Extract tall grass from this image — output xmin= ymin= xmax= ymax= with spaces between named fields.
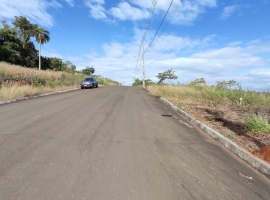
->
xmin=0 ymin=62 xmax=119 ymax=100
xmin=0 ymin=83 xmax=79 ymax=100
xmin=245 ymin=115 xmax=270 ymax=135
xmin=0 ymin=62 xmax=85 ymax=100
xmin=0 ymin=62 xmax=65 ymax=80
xmin=147 ymin=84 xmax=270 ymax=108
xmin=147 ymin=84 xmax=270 ymax=134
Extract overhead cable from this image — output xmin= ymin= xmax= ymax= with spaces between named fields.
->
xmin=144 ymin=0 xmax=174 ymax=54
xmin=134 ymin=0 xmax=157 ymax=78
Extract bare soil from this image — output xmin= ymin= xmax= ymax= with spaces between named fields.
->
xmin=167 ymin=97 xmax=270 ymax=164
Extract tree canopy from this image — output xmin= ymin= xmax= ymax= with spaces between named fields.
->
xmin=216 ymin=80 xmax=237 ymax=89
xmin=35 ymin=27 xmax=50 ymax=45
xmin=82 ymin=67 xmax=95 ymax=76
xmin=12 ymin=16 xmax=38 ymax=48
xmin=156 ymin=69 xmax=178 ymax=83
xmin=0 ymin=16 xmax=76 ymax=73
xmin=189 ymin=78 xmax=206 ymax=86
xmin=132 ymin=78 xmax=154 ymax=86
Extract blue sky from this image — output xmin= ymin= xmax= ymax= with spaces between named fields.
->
xmin=0 ymin=0 xmax=270 ymax=90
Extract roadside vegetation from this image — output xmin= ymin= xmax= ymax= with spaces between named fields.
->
xmin=0 ymin=62 xmax=119 ymax=100
xmin=133 ymin=69 xmax=270 ymax=161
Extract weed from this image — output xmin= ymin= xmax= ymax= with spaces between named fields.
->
xmin=227 ymin=133 xmax=236 ymax=140
xmin=0 ymin=69 xmax=6 ymax=77
xmin=177 ymin=103 xmax=187 ymax=110
xmin=244 ymin=115 xmax=270 ymax=135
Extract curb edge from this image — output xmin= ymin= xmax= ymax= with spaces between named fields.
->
xmin=0 ymin=88 xmax=79 ymax=105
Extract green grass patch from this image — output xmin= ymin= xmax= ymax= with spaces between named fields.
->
xmin=245 ymin=115 xmax=270 ymax=135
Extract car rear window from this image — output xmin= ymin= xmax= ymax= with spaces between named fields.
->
xmin=85 ymin=78 xmax=93 ymax=81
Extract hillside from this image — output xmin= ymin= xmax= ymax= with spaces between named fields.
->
xmin=0 ymin=62 xmax=119 ymax=100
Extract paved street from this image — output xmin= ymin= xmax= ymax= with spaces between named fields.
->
xmin=0 ymin=86 xmax=269 ymax=199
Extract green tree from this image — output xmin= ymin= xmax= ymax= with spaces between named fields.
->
xmin=89 ymin=67 xmax=95 ymax=75
xmin=132 ymin=79 xmax=154 ymax=86
xmin=50 ymin=57 xmax=65 ymax=71
xmin=82 ymin=67 xmax=90 ymax=75
xmin=11 ymin=16 xmax=38 ymax=67
xmin=12 ymin=16 xmax=38 ymax=48
xmin=63 ymin=61 xmax=76 ymax=74
xmin=156 ymin=69 xmax=178 ymax=84
xmin=65 ymin=61 xmax=76 ymax=71
xmin=189 ymin=78 xmax=206 ymax=86
xmin=23 ymin=41 xmax=38 ymax=68
xmin=0 ymin=20 xmax=23 ymax=64
xmin=216 ymin=80 xmax=237 ymax=89
xmin=132 ymin=78 xmax=143 ymax=86
xmin=82 ymin=66 xmax=95 ymax=76
xmin=35 ymin=27 xmax=50 ymax=70
xmin=40 ymin=56 xmax=52 ymax=70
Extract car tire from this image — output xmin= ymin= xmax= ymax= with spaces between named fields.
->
xmin=96 ymin=84 xmax=98 ymax=88
xmin=81 ymin=86 xmax=84 ymax=89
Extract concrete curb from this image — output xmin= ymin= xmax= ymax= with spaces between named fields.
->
xmin=160 ymin=97 xmax=270 ymax=177
xmin=0 ymin=88 xmax=79 ymax=105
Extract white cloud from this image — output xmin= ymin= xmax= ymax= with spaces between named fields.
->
xmin=166 ymin=0 xmax=217 ymax=25
xmin=246 ymin=68 xmax=270 ymax=79
xmin=227 ymin=41 xmax=242 ymax=46
xmin=84 ymin=0 xmax=107 ymax=19
xmin=151 ymin=34 xmax=215 ymax=51
xmin=187 ymin=47 xmax=263 ymax=72
xmin=109 ymin=2 xmax=148 ymax=21
xmin=71 ymin=28 xmax=270 ymax=90
xmin=247 ymin=39 xmax=261 ymax=45
xmin=85 ymin=0 xmax=217 ymax=25
xmin=64 ymin=0 xmax=74 ymax=6
xmin=220 ymin=5 xmax=239 ymax=19
xmin=42 ymin=50 xmax=63 ymax=59
xmin=240 ymin=68 xmax=270 ymax=91
xmin=0 ymin=0 xmax=61 ymax=27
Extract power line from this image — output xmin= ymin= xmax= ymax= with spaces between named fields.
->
xmin=144 ymin=0 xmax=174 ymax=54
xmin=134 ymin=0 xmax=157 ymax=79
xmin=134 ymin=0 xmax=157 ymax=78
xmin=134 ymin=0 xmax=174 ymax=81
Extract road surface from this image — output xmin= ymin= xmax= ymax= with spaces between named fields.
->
xmin=0 ymin=86 xmax=269 ymax=199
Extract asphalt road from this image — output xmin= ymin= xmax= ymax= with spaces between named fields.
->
xmin=0 ymin=86 xmax=269 ymax=200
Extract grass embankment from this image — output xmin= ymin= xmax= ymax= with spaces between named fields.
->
xmin=147 ymin=84 xmax=270 ymax=153
xmin=0 ymin=62 xmax=116 ymax=100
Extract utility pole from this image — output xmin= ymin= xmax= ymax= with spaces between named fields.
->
xmin=142 ymin=45 xmax=145 ymax=88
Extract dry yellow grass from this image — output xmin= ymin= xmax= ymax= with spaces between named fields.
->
xmin=147 ymin=84 xmax=270 ymax=109
xmin=147 ymin=85 xmax=204 ymax=107
xmin=0 ymin=62 xmax=85 ymax=100
xmin=0 ymin=62 xmax=70 ymax=80
xmin=0 ymin=83 xmax=79 ymax=101
xmin=147 ymin=85 xmax=200 ymax=97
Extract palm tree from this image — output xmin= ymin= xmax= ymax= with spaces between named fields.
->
xmin=35 ymin=27 xmax=50 ymax=70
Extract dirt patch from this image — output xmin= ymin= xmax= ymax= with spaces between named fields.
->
xmin=260 ymin=146 xmax=270 ymax=163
